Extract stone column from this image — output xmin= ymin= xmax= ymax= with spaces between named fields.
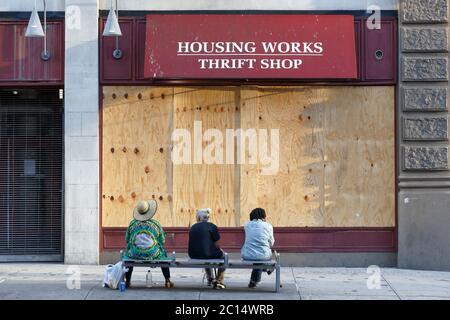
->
xmin=398 ymin=0 xmax=450 ymax=270
xmin=64 ymin=0 xmax=99 ymax=264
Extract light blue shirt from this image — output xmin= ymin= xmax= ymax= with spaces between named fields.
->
xmin=241 ymin=219 xmax=275 ymax=261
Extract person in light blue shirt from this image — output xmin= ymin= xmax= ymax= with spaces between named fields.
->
xmin=241 ymin=208 xmax=275 ymax=288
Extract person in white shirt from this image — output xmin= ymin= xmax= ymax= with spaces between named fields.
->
xmin=240 ymin=208 xmax=275 ymax=288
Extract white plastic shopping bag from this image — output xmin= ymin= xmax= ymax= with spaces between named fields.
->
xmin=103 ymin=261 xmax=128 ymax=289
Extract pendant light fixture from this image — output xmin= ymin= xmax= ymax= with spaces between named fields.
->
xmin=103 ymin=0 xmax=123 ymax=59
xmin=25 ymin=0 xmax=50 ymax=61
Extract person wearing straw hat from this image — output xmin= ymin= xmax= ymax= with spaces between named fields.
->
xmin=123 ymin=199 xmax=174 ymax=288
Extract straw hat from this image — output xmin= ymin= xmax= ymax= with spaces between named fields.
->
xmin=133 ymin=199 xmax=158 ymax=221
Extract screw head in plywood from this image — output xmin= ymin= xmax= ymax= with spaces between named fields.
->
xmin=134 ymin=147 xmax=139 ymax=154
xmin=124 ymin=93 xmax=128 ymax=99
xmin=112 ymin=93 xmax=116 ymax=99
xmin=110 ymin=147 xmax=115 ymax=153
xmin=118 ymin=195 xmax=124 ymax=203
xmin=131 ymin=192 xmax=136 ymax=199
xmin=122 ymin=147 xmax=127 ymax=153
xmin=138 ymin=93 xmax=142 ymax=99
xmin=145 ymin=166 xmax=150 ymax=174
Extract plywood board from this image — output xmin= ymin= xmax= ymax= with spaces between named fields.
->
xmin=172 ymin=87 xmax=239 ymax=227
xmin=102 ymin=86 xmax=175 ymax=227
xmin=102 ymin=86 xmax=395 ymax=228
xmin=239 ymin=86 xmax=395 ymax=227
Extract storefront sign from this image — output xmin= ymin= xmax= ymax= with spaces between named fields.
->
xmin=144 ymin=14 xmax=357 ymax=79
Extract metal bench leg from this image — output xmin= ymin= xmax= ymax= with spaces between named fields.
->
xmin=275 ymin=265 xmax=281 ymax=293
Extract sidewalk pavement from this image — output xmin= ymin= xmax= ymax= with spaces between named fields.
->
xmin=0 ymin=264 xmax=450 ymax=300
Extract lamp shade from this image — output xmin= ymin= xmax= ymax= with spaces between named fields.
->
xmin=25 ymin=8 xmax=45 ymax=38
xmin=103 ymin=8 xmax=122 ymax=36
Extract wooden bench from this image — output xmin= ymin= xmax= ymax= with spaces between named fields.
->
xmin=120 ymin=251 xmax=281 ymax=292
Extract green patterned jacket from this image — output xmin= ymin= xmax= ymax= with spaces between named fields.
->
xmin=124 ymin=219 xmax=168 ymax=260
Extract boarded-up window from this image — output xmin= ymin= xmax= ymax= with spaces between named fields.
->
xmin=102 ymin=86 xmax=394 ymax=228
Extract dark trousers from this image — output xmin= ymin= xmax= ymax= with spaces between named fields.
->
xmin=250 ymin=269 xmax=263 ymax=283
xmin=249 ymin=262 xmax=271 ymax=283
xmin=125 ymin=266 xmax=171 ymax=283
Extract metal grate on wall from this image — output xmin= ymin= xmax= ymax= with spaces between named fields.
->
xmin=0 ymin=88 xmax=63 ymax=260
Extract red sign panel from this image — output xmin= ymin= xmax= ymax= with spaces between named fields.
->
xmin=144 ymin=14 xmax=357 ymax=79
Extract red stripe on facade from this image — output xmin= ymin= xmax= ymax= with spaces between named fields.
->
xmin=102 ymin=227 xmax=396 ymax=253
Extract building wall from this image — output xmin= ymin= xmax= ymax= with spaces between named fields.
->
xmin=64 ymin=0 xmax=99 ymax=264
xmin=397 ymin=0 xmax=450 ymax=270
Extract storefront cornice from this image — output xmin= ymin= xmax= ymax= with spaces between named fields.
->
xmin=97 ymin=0 xmax=399 ymax=12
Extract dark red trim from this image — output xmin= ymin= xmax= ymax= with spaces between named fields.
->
xmin=394 ymin=59 xmax=399 ymax=253
xmin=99 ymin=85 xmax=104 ymax=253
xmin=99 ymin=16 xmax=397 ymax=85
xmin=0 ymin=20 xmax=64 ymax=84
xmin=102 ymin=227 xmax=396 ymax=253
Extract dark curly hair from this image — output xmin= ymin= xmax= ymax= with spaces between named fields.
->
xmin=249 ymin=208 xmax=266 ymax=221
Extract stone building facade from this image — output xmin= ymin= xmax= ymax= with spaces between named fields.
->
xmin=398 ymin=0 xmax=450 ymax=270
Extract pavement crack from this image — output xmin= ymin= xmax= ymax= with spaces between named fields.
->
xmin=83 ymin=281 xmax=100 ymax=300
xmin=291 ymin=268 xmax=302 ymax=300
xmin=381 ymin=271 xmax=401 ymax=300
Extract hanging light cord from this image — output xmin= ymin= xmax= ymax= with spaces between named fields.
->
xmin=43 ymin=0 xmax=47 ymax=56
xmin=115 ymin=0 xmax=119 ymax=52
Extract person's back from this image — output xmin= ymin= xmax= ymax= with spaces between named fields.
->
xmin=241 ymin=219 xmax=274 ymax=261
xmin=125 ymin=218 xmax=167 ymax=260
xmin=188 ymin=208 xmax=227 ymax=289
xmin=240 ymin=207 xmax=275 ymax=288
xmin=188 ymin=221 xmax=223 ymax=259
xmin=124 ymin=200 xmax=173 ymax=288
